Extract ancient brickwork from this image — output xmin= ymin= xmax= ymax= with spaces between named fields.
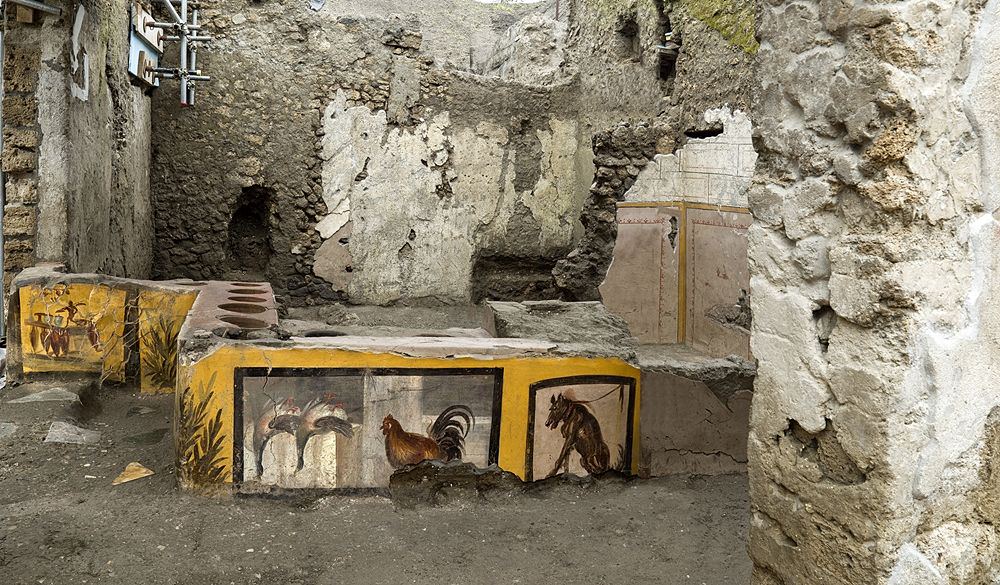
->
xmin=2 ymin=13 xmax=42 ymax=296
xmin=747 ymin=0 xmax=1000 ymax=582
xmin=1 ymin=2 xmax=153 ymax=301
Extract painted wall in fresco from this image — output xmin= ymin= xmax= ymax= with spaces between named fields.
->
xmin=236 ymin=368 xmax=501 ymax=490
xmin=19 ymin=283 xmax=127 ymax=381
xmin=138 ymin=289 xmax=197 ymax=394
xmin=600 ymin=202 xmax=751 ymax=360
xmin=174 ymin=346 xmax=641 ymax=492
xmin=527 ymin=376 xmax=635 ymax=481
xmin=685 ymin=208 xmax=751 ymax=359
xmin=600 ymin=206 xmax=680 ymax=344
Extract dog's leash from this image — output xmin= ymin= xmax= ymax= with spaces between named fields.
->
xmin=574 ymin=383 xmax=626 ymax=405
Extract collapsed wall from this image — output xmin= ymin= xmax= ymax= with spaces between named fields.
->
xmin=150 ymin=0 xmax=756 ymax=306
xmin=2 ymin=2 xmax=153 ymax=294
xmin=747 ymin=0 xmax=1000 ymax=582
xmin=151 ymin=1 xmax=599 ymax=306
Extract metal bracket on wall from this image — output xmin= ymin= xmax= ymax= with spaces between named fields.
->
xmin=150 ymin=0 xmax=212 ymax=106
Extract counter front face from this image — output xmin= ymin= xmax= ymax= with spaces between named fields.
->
xmin=176 ymin=345 xmax=641 ymax=492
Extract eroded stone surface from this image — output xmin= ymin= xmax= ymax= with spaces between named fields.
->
xmin=484 ymin=300 xmax=636 ymax=359
xmin=747 ymin=0 xmax=1000 ymax=582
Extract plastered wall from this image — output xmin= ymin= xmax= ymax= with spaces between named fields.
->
xmin=1 ymin=1 xmax=153 ymax=297
xmin=600 ymin=108 xmax=753 ymax=358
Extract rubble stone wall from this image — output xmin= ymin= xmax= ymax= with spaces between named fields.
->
xmin=150 ymin=0 xmax=757 ymax=305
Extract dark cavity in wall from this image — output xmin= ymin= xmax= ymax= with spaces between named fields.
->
xmin=654 ymin=2 xmax=678 ymax=82
xmin=684 ymin=125 xmax=724 ymax=139
xmin=471 ymin=255 xmax=559 ymax=303
xmin=616 ymin=16 xmax=642 ymax=61
xmin=226 ymin=186 xmax=274 ymax=279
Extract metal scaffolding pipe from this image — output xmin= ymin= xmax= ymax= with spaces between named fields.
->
xmin=178 ymin=0 xmax=188 ymax=104
xmin=7 ymin=0 xmax=61 ymax=15
xmin=187 ymin=10 xmax=198 ymax=106
xmin=159 ymin=0 xmax=182 ymax=25
xmin=154 ymin=0 xmax=211 ymax=106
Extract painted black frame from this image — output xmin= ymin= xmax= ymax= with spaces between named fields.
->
xmin=232 ymin=366 xmax=505 ymax=485
xmin=524 ymin=374 xmax=637 ymax=481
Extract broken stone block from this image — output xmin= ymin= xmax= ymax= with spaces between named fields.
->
xmin=8 ymin=387 xmax=81 ymax=404
xmin=483 ymin=300 xmax=635 ymax=359
xmin=43 ymin=421 xmax=101 ymax=445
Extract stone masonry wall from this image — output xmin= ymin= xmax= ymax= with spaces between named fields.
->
xmin=151 ymin=4 xmax=595 ymax=306
xmin=151 ymin=0 xmax=758 ymax=306
xmin=2 ymin=0 xmax=153 ymax=297
xmin=747 ymin=0 xmax=1000 ymax=582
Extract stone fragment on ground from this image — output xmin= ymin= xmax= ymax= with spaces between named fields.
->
xmin=0 ymin=422 xmax=17 ymax=440
xmin=43 ymin=421 xmax=101 ymax=445
xmin=126 ymin=405 xmax=156 ymax=417
xmin=8 ymin=387 xmax=81 ymax=404
xmin=124 ymin=428 xmax=168 ymax=445
xmin=112 ymin=462 xmax=155 ymax=486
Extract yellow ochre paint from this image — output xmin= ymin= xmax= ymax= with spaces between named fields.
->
xmin=177 ymin=345 xmax=641 ymax=488
xmin=19 ymin=283 xmax=127 ymax=381
xmin=138 ymin=289 xmax=198 ymax=394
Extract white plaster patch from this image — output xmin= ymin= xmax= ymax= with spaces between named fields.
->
xmin=626 ymin=107 xmax=756 ymax=207
xmin=70 ymin=5 xmax=89 ymax=102
xmin=887 ymin=544 xmax=946 ymax=585
xmin=317 ymin=91 xmax=585 ymax=304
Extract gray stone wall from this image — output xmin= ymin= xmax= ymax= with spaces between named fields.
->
xmin=555 ymin=0 xmax=758 ymax=299
xmin=2 ymin=0 xmax=153 ymax=296
xmin=747 ymin=0 xmax=1000 ymax=582
xmin=150 ymin=5 xmax=593 ymax=305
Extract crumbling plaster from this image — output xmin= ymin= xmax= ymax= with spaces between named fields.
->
xmin=150 ymin=3 xmax=597 ymax=304
xmin=315 ymin=91 xmax=587 ymax=304
xmin=746 ymin=0 xmax=1000 ymax=582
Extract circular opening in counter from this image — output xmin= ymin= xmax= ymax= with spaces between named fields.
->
xmin=219 ymin=315 xmax=268 ymax=329
xmin=232 ymin=282 xmax=266 ymax=287
xmin=300 ymin=330 xmax=347 ymax=337
xmin=228 ymin=295 xmax=268 ymax=303
xmin=178 ymin=281 xmax=208 ymax=286
xmin=219 ymin=302 xmax=268 ymax=314
xmin=228 ymin=288 xmax=263 ymax=294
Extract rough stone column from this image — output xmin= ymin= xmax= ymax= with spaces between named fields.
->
xmin=747 ymin=0 xmax=1000 ymax=583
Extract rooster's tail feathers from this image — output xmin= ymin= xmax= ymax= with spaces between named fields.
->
xmin=430 ymin=405 xmax=474 ymax=462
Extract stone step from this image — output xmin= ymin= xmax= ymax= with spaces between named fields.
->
xmin=0 ymin=378 xmax=101 ymax=440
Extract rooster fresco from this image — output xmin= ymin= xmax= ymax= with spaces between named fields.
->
xmin=295 ymin=392 xmax=353 ymax=471
xmin=381 ymin=405 xmax=474 ymax=469
xmin=252 ymin=397 xmax=301 ymax=477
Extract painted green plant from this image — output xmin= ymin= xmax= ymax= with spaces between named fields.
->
xmin=142 ymin=315 xmax=182 ymax=391
xmin=177 ymin=374 xmax=228 ymax=486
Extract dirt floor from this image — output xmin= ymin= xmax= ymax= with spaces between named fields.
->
xmin=0 ymin=384 xmax=750 ymax=585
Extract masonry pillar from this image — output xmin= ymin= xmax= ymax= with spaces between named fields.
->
xmin=747 ymin=0 xmax=1000 ymax=582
